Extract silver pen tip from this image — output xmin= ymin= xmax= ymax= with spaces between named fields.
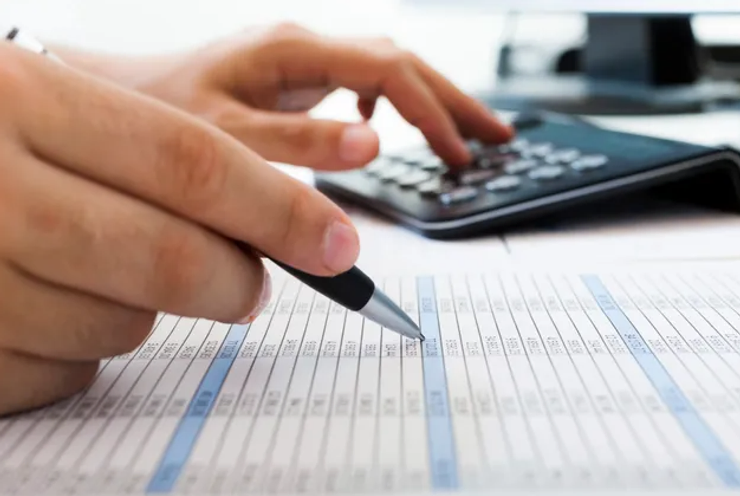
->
xmin=359 ymin=288 xmax=424 ymax=341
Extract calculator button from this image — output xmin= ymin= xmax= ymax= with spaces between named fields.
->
xmin=458 ymin=168 xmax=500 ymax=185
xmin=571 ymin=154 xmax=608 ymax=171
xmin=416 ymin=177 xmax=454 ymax=197
xmin=528 ymin=165 xmax=565 ymax=181
xmin=509 ymin=138 xmax=529 ymax=152
xmin=364 ymin=159 xmax=392 ymax=176
xmin=377 ymin=164 xmax=411 ymax=181
xmin=485 ymin=175 xmax=521 ymax=192
xmin=419 ymin=156 xmax=446 ymax=172
xmin=504 ymin=159 xmax=539 ymax=174
xmin=477 ymin=151 xmax=516 ymax=169
xmin=465 ymin=140 xmax=484 ymax=154
xmin=396 ymin=170 xmax=432 ymax=188
xmin=545 ymin=148 xmax=581 ymax=164
xmin=523 ymin=142 xmax=554 ymax=158
xmin=439 ymin=186 xmax=478 ymax=205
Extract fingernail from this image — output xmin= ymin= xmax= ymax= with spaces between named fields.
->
xmin=323 ymin=220 xmax=360 ymax=273
xmin=239 ymin=270 xmax=272 ymax=324
xmin=339 ymin=124 xmax=378 ymax=163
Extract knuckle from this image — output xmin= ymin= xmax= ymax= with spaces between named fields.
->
xmin=373 ymin=36 xmax=397 ymax=48
xmin=161 ymin=124 xmax=226 ymax=211
xmin=379 ymin=48 xmax=413 ymax=74
xmin=262 ymin=22 xmax=310 ymax=49
xmin=23 ymin=189 xmax=104 ymax=257
xmin=271 ymin=22 xmax=309 ymax=39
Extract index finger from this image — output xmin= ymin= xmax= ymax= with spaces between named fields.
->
xmin=10 ymin=45 xmax=359 ymax=277
xmin=254 ymin=33 xmax=473 ymax=165
xmin=410 ymin=53 xmax=515 ymax=144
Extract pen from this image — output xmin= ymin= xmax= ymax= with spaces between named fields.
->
xmin=3 ymin=26 xmax=425 ymax=341
xmin=268 ymin=257 xmax=424 ymax=341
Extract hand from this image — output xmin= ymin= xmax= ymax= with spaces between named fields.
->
xmin=56 ymin=23 xmax=513 ymax=170
xmin=0 ymin=44 xmax=359 ymax=415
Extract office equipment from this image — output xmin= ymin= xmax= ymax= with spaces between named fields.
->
xmin=403 ymin=0 xmax=740 ymax=114
xmin=5 ymin=261 xmax=740 ymax=494
xmin=315 ymin=111 xmax=740 ymax=239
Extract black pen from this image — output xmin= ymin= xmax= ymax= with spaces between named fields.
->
xmin=269 ymin=258 xmax=424 ymax=341
xmin=6 ymin=26 xmax=424 ymax=341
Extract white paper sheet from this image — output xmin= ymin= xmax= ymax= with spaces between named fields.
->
xmin=5 ymin=262 xmax=740 ymax=494
xmin=504 ymin=199 xmax=740 ymax=262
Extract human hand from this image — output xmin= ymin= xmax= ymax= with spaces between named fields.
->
xmin=58 ymin=24 xmax=513 ymax=170
xmin=0 ymin=43 xmax=358 ymax=415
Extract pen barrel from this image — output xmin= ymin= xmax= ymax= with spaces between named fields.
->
xmin=270 ymin=260 xmax=374 ymax=311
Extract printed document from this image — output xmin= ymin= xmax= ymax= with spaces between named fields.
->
xmin=4 ymin=262 xmax=740 ymax=494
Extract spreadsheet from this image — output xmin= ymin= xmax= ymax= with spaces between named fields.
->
xmin=3 ymin=266 xmax=740 ymax=494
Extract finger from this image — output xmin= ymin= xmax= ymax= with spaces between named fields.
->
xmin=409 ymin=54 xmax=514 ymax=143
xmin=251 ymin=34 xmax=471 ymax=165
xmin=357 ymin=96 xmax=378 ymax=121
xmin=219 ymin=105 xmax=379 ymax=170
xmin=11 ymin=49 xmax=359 ymax=276
xmin=2 ymin=154 xmax=269 ymax=325
xmin=0 ymin=263 xmax=156 ymax=360
xmin=0 ymin=349 xmax=98 ymax=416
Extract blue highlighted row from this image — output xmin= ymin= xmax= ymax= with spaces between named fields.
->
xmin=581 ymin=275 xmax=740 ymax=487
xmin=147 ymin=323 xmax=250 ymax=493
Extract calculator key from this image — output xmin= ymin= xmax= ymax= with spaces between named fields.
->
xmin=419 ymin=156 xmax=446 ymax=172
xmin=378 ymin=164 xmax=411 ymax=181
xmin=504 ymin=159 xmax=539 ymax=174
xmin=416 ymin=177 xmax=455 ymax=197
xmin=545 ymin=148 xmax=581 ymax=164
xmin=465 ymin=140 xmax=484 ymax=154
xmin=397 ymin=170 xmax=433 ymax=188
xmin=571 ymin=154 xmax=608 ymax=171
xmin=523 ymin=142 xmax=554 ymax=158
xmin=439 ymin=186 xmax=478 ymax=205
xmin=509 ymin=138 xmax=529 ymax=152
xmin=459 ymin=168 xmax=500 ymax=185
xmin=528 ymin=165 xmax=565 ymax=181
xmin=364 ymin=158 xmax=392 ymax=176
xmin=477 ymin=151 xmax=516 ymax=169
xmin=485 ymin=175 xmax=521 ymax=192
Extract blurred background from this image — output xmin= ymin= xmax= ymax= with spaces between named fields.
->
xmin=2 ymin=1 xmax=740 ymax=148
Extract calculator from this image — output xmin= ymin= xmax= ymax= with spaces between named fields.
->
xmin=314 ymin=111 xmax=740 ymax=238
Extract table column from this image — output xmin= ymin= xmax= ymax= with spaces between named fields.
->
xmin=400 ymin=276 xmax=429 ymax=491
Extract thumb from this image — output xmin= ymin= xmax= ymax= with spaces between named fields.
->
xmin=226 ymin=109 xmax=380 ymax=170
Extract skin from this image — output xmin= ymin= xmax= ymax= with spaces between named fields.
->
xmin=0 ymin=23 xmax=512 ymax=415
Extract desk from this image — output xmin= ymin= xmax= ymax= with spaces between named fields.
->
xmin=2 ymin=0 xmax=740 ymax=271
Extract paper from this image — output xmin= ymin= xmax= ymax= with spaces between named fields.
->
xmin=340 ymin=202 xmax=511 ymax=275
xmin=6 ymin=262 xmax=740 ymax=494
xmin=504 ymin=198 xmax=740 ymax=262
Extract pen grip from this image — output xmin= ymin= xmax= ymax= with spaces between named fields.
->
xmin=270 ymin=260 xmax=374 ymax=311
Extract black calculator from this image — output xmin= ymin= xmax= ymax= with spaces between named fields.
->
xmin=314 ymin=111 xmax=740 ymax=239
